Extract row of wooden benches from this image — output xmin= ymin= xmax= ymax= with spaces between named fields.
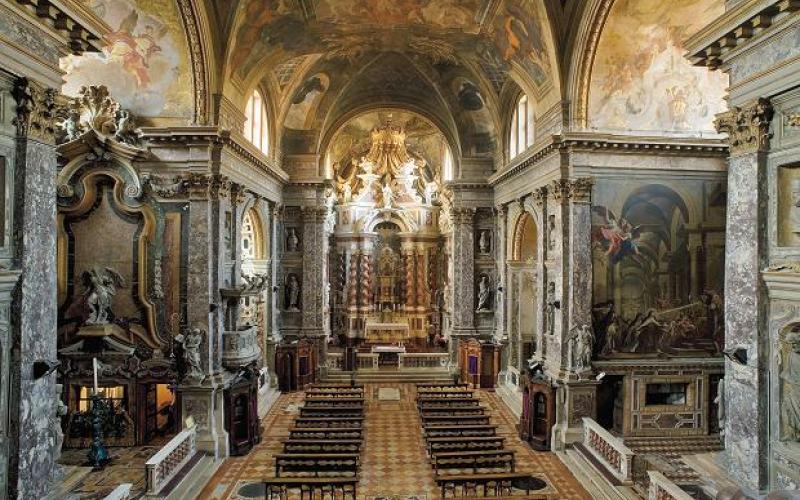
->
xmin=414 ymin=382 xmax=539 ymax=498
xmin=266 ymin=386 xmax=364 ymax=492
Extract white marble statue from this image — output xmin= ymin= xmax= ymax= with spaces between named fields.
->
xmin=570 ymin=324 xmax=594 ymax=373
xmin=343 ymin=183 xmax=352 ymax=202
xmin=781 ymin=330 xmax=800 ymax=440
xmin=382 ymin=183 xmax=394 ymax=209
xmin=286 ymin=274 xmax=301 ymax=311
xmin=82 ymin=266 xmax=125 ymax=325
xmin=476 ymin=275 xmax=491 ymax=312
xmin=175 ymin=327 xmax=204 ymax=383
xmin=714 ymin=378 xmax=726 ymax=437
xmin=479 ymin=230 xmax=490 ymax=254
xmin=287 ymin=228 xmax=299 ymax=252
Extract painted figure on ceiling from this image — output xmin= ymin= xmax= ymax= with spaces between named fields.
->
xmin=105 ymin=11 xmax=164 ymax=87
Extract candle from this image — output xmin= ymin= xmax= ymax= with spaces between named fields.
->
xmin=93 ymin=357 xmax=99 ymax=395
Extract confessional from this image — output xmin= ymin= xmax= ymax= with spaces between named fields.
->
xmin=519 ymin=372 xmax=555 ymax=451
xmin=276 ymin=339 xmax=317 ymax=391
xmin=224 ymin=371 xmax=261 ymax=455
xmin=458 ymin=339 xmax=502 ymax=389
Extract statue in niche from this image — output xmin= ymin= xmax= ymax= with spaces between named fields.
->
xmin=714 ymin=378 xmax=726 ymax=437
xmin=547 ymin=215 xmax=556 ymax=252
xmin=287 ymin=228 xmax=299 ymax=252
xmin=476 ymin=275 xmax=492 ymax=312
xmin=343 ymin=183 xmax=352 ymax=202
xmin=545 ymin=281 xmax=557 ymax=335
xmin=780 ymin=328 xmax=800 ymax=440
xmin=286 ymin=274 xmax=301 ymax=311
xmin=175 ymin=327 xmax=204 ymax=384
xmin=479 ymin=230 xmax=490 ymax=254
xmin=569 ymin=325 xmax=594 ymax=373
xmin=82 ymin=266 xmax=125 ymax=325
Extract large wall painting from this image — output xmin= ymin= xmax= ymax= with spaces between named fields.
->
xmin=61 ymin=0 xmax=193 ymax=119
xmin=591 ymin=179 xmax=726 ymax=358
xmin=315 ymin=0 xmax=482 ymax=30
xmin=588 ymin=0 xmax=727 ymax=134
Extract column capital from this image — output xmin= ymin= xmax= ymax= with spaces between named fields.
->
xmin=550 ymin=178 xmax=594 ymax=204
xmin=714 ymin=98 xmax=773 ymax=155
xmin=300 ymin=206 xmax=328 ymax=222
xmin=12 ymin=77 xmax=58 ymax=144
xmin=451 ymin=207 xmax=476 ymax=225
xmin=532 ymin=186 xmax=548 ymax=207
xmin=186 ymin=173 xmax=231 ymax=200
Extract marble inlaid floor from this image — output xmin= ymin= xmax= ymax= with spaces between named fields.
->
xmin=200 ymin=383 xmax=591 ymax=499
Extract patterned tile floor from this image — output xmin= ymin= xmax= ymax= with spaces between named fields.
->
xmin=200 ymin=383 xmax=592 ymax=499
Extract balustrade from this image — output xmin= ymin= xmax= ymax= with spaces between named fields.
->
xmin=356 ymin=353 xmax=379 ymax=370
xmin=582 ymin=417 xmax=634 ymax=484
xmin=399 ymin=352 xmax=449 ymax=369
xmin=328 ymin=352 xmax=343 ymax=370
xmin=647 ymin=471 xmax=694 ymax=500
xmin=145 ymin=426 xmax=197 ymax=495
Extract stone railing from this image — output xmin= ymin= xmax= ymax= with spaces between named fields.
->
xmin=221 ymin=325 xmax=261 ymax=369
xmin=582 ymin=418 xmax=634 ymax=484
xmin=399 ymin=352 xmax=449 ymax=369
xmin=647 ymin=471 xmax=693 ymax=500
xmin=328 ymin=352 xmax=344 ymax=370
xmin=103 ymin=484 xmax=132 ymax=500
xmin=357 ymin=353 xmax=379 ymax=370
xmin=145 ymin=426 xmax=197 ymax=495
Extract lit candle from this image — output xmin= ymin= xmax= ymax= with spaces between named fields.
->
xmin=93 ymin=357 xmax=99 ymax=395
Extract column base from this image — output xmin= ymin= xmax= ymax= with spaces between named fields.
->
xmin=178 ymin=376 xmax=230 ymax=460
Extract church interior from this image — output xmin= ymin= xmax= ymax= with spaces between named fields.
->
xmin=0 ymin=0 xmax=798 ymax=498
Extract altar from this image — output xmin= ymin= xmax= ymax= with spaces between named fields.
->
xmin=365 ymin=321 xmax=410 ymax=343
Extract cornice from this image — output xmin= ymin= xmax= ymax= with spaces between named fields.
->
xmin=12 ymin=0 xmax=109 ymax=54
xmin=685 ymin=0 xmax=799 ymax=70
xmin=488 ymin=134 xmax=729 ymax=187
xmin=139 ymin=127 xmax=290 ymax=185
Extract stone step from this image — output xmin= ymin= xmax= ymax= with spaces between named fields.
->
xmin=558 ymin=449 xmax=641 ymax=500
xmin=324 ymin=370 xmax=453 ymax=384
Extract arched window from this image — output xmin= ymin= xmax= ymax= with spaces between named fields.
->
xmin=509 ymin=94 xmax=534 ymax=159
xmin=442 ymin=146 xmax=454 ymax=181
xmin=244 ymin=90 xmax=269 ymax=155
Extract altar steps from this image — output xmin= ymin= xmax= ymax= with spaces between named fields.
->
xmin=323 ymin=369 xmax=453 ymax=384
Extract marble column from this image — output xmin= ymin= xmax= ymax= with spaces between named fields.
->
xmin=300 ymin=206 xmax=328 ymax=367
xmin=495 ymin=204 xmax=508 ymax=342
xmin=532 ymin=187 xmax=548 ymax=361
xmin=180 ymin=173 xmax=231 ymax=459
xmin=8 ymin=77 xmax=59 ymax=499
xmin=714 ymin=98 xmax=773 ymax=490
xmin=565 ymin=178 xmax=595 ymax=347
xmin=450 ymin=207 xmax=476 ymax=363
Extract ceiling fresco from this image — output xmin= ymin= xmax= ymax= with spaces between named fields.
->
xmin=588 ymin=0 xmax=728 ymax=134
xmin=229 ymin=0 xmax=558 ymax=99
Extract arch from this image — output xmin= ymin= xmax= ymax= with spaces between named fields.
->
xmin=508 ymin=92 xmax=535 ymax=160
xmin=244 ymin=88 xmax=271 ymax=155
xmin=241 ymin=207 xmax=265 ymax=262
xmin=511 ymin=211 xmax=538 ymax=263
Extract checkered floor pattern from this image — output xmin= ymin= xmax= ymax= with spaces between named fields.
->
xmin=199 ymin=383 xmax=591 ymax=499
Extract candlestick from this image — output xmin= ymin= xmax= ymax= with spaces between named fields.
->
xmin=93 ymin=357 xmax=99 ymax=395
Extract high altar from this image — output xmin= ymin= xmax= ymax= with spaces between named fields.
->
xmin=329 ymin=122 xmax=447 ymax=345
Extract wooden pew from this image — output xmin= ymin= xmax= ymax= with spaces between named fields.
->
xmin=282 ymin=439 xmax=362 ymax=454
xmin=310 ymin=383 xmax=364 ymax=390
xmin=417 ymin=399 xmax=481 ymax=409
xmin=299 ymin=407 xmax=364 ymax=418
xmin=289 ymin=428 xmax=363 ymax=440
xmin=263 ymin=477 xmax=358 ymax=500
xmin=416 ymin=392 xmax=475 ymax=400
xmin=424 ymin=425 xmax=497 ymax=438
xmin=432 ymin=450 xmax=515 ymax=475
xmin=426 ymin=436 xmax=505 ymax=455
xmin=420 ymin=407 xmax=486 ymax=417
xmin=274 ymin=453 xmax=359 ymax=477
xmin=303 ymin=397 xmax=365 ymax=407
xmin=306 ymin=388 xmax=363 ymax=396
xmin=416 ymin=382 xmax=469 ymax=389
xmin=306 ymin=392 xmax=365 ymax=400
xmin=436 ymin=473 xmax=539 ymax=498
xmin=422 ymin=414 xmax=491 ymax=427
xmin=294 ymin=417 xmax=364 ymax=428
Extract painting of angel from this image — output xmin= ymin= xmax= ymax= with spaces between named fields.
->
xmin=104 ymin=11 xmax=166 ymax=87
xmin=592 ymin=207 xmax=642 ymax=264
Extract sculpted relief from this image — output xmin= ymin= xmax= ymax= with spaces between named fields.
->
xmin=781 ymin=327 xmax=800 ymax=441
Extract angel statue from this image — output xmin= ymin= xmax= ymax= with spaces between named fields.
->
xmin=175 ymin=327 xmax=204 ymax=384
xmin=82 ymin=267 xmax=125 ymax=325
xmin=592 ymin=207 xmax=642 ymax=264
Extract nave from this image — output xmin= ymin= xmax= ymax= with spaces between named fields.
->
xmin=200 ymin=383 xmax=591 ymax=499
